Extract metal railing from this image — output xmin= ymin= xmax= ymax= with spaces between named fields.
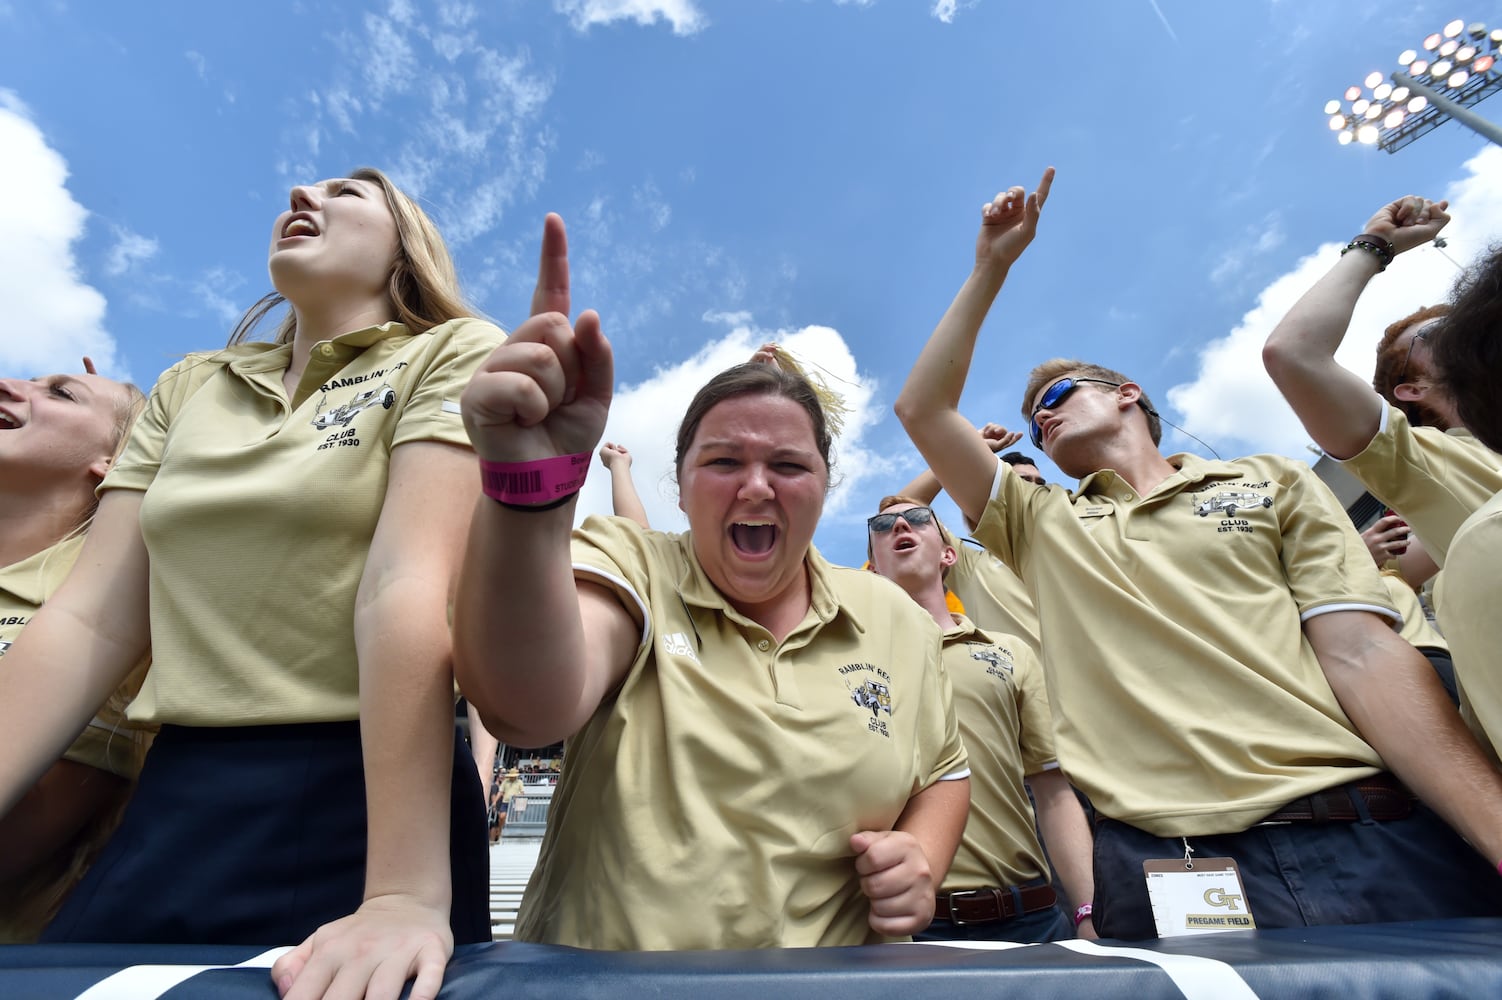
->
xmin=501 ymin=783 xmax=556 ymax=839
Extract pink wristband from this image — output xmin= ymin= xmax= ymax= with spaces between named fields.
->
xmin=480 ymin=452 xmax=590 ymax=507
xmin=1073 ymin=903 xmax=1093 ymax=927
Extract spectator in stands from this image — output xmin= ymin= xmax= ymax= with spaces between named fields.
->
xmin=867 ymin=495 xmax=1094 ymax=941
xmin=895 ymin=168 xmax=1502 ymax=939
xmin=495 ymin=768 xmax=526 ymax=840
xmin=1357 ymin=518 xmax=1457 ymax=705
xmin=1262 ymin=196 xmax=1502 ymax=575
xmin=999 ymin=450 xmax=1046 ymax=486
xmin=0 ymin=361 xmax=146 ymax=942
xmin=454 ymin=224 xmax=968 ymax=949
xmin=0 ymin=170 xmax=502 ymax=1000
xmin=894 ymin=423 xmax=1040 ymax=649
xmin=1429 ymin=244 xmax=1502 ymax=767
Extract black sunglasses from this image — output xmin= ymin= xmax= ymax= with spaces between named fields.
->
xmin=867 ymin=506 xmax=936 ymax=533
xmin=1028 ymin=377 xmax=1123 ymax=448
xmin=1394 ymin=328 xmax=1429 ymax=388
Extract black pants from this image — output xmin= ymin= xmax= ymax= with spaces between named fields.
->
xmin=1093 ymin=793 xmax=1502 ymax=940
xmin=43 ymin=722 xmax=491 ymax=945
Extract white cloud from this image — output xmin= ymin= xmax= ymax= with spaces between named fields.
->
xmin=554 ymin=0 xmax=707 ymax=35
xmin=0 ymin=91 xmax=123 ymax=378
xmin=571 ymin=320 xmax=894 ymax=532
xmin=285 ymin=6 xmax=557 ymax=251
xmin=185 ymin=49 xmax=207 ymax=81
xmin=1166 ymin=145 xmax=1502 ymax=460
xmin=193 ymin=266 xmax=248 ymax=325
xmin=931 ymin=0 xmax=957 ymax=22
xmin=104 ymin=226 xmax=159 ymax=277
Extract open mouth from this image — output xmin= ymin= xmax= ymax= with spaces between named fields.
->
xmin=730 ymin=521 xmax=778 ymax=556
xmin=0 ymin=411 xmax=20 ymax=430
xmin=893 ymin=537 xmax=918 ymax=552
xmin=281 ymin=215 xmax=320 ymax=239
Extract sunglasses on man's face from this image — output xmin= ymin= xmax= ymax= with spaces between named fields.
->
xmin=1395 ymin=328 xmax=1429 ymax=388
xmin=1028 ymin=377 xmax=1124 ymax=448
xmin=867 ymin=506 xmax=936 ymax=534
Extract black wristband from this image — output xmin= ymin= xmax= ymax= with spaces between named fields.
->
xmin=492 ymin=492 xmax=579 ymax=512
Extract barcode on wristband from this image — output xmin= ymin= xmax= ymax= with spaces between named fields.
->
xmin=493 ymin=470 xmax=542 ymax=493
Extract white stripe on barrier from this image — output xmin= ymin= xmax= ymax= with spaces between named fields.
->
xmin=912 ymin=938 xmax=1259 ymax=1000
xmin=73 ymin=946 xmax=292 ymax=1000
xmin=1053 ymin=939 xmax=1260 ymax=1000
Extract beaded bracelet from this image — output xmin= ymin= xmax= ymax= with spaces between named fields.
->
xmin=1340 ymin=232 xmax=1395 ymax=271
xmin=1073 ymin=903 xmax=1093 ymax=927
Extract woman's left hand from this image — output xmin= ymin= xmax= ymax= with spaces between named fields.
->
xmin=850 ymin=829 xmax=937 ymax=937
xmin=272 ymin=894 xmax=453 ymax=1000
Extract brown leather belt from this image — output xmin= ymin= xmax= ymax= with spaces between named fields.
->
xmin=1258 ymin=773 xmax=1414 ymax=825
xmin=934 ymin=884 xmax=1058 ymax=926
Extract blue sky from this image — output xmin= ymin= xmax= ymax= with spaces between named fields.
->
xmin=5 ymin=0 xmax=1502 ymax=566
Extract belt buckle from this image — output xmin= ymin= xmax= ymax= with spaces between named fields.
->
xmin=943 ymin=889 xmax=991 ymax=927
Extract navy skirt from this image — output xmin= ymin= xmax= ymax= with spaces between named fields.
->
xmin=42 ymin=721 xmax=490 ymax=945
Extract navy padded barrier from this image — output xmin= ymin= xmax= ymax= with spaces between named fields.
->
xmin=5 ymin=919 xmax=1502 ymax=999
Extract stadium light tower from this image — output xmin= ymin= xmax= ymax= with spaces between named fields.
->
xmin=1327 ymin=18 xmax=1502 ymax=152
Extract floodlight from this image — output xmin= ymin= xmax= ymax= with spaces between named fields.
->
xmin=1385 ymin=109 xmax=1406 ymax=128
xmin=1444 ymin=19 xmax=1464 ymax=38
xmin=1470 ymin=22 xmax=1488 ymax=40
xmin=1475 ymin=54 xmax=1495 ymax=73
xmin=1391 ymin=86 xmax=1410 ymax=102
xmin=1492 ymin=28 xmax=1502 ymax=48
xmin=1399 ymin=49 xmax=1418 ymax=65
xmin=1365 ymin=70 xmax=1384 ymax=88
xmin=1411 ymin=58 xmax=1431 ymax=76
xmin=1358 ymin=124 xmax=1381 ymax=143
xmin=1424 ymin=33 xmax=1443 ymax=50
xmin=1364 ymin=102 xmax=1384 ymax=119
xmin=1449 ymin=70 xmax=1470 ymax=88
xmin=1345 ymin=84 xmax=1362 ymax=101
xmin=1324 ymin=98 xmax=1342 ymax=114
xmin=1338 ymin=130 xmax=1354 ymax=145
xmin=1408 ymin=95 xmax=1429 ymax=112
xmin=1457 ymin=45 xmax=1476 ymax=63
xmin=1329 ymin=113 xmax=1347 ymax=130
xmin=1374 ymin=82 xmax=1393 ymax=99
xmin=1432 ymin=58 xmax=1453 ymax=77
xmin=1352 ymin=98 xmax=1371 ymax=114
xmin=1440 ymin=39 xmax=1460 ymax=57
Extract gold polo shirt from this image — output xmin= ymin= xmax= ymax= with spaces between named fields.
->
xmin=940 ymin=616 xmax=1054 ymax=892
xmin=1340 ymin=404 xmax=1502 ymax=565
xmin=100 ymin=317 xmax=504 ymax=725
xmin=1380 ymin=572 xmax=1447 ymax=654
xmin=514 ymin=514 xmax=968 ymax=950
xmin=1435 ymin=490 xmax=1502 ymax=764
xmin=973 ymin=453 xmax=1396 ymax=837
xmin=1 ymin=535 xmax=146 ymax=777
xmin=946 ymin=543 xmax=1040 ymax=652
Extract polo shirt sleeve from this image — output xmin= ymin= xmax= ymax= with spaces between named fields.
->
xmin=914 ymin=623 xmax=969 ymax=787
xmin=101 ymin=355 xmax=222 ymax=494
xmin=1279 ymin=463 xmax=1399 ymax=624
xmin=570 ymin=514 xmax=655 ymax=654
xmin=970 ymin=459 xmax=1049 ymax=573
xmin=1012 ymin=643 xmax=1058 ymax=776
xmin=1340 ymin=403 xmax=1502 ymax=565
xmin=391 ymin=317 xmax=507 ymax=450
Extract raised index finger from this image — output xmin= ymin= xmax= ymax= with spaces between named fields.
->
xmin=1035 ymin=166 xmax=1056 ymax=210
xmin=530 ymin=213 xmax=570 ymax=319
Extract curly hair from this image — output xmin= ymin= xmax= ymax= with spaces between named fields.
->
xmin=1430 ymin=245 xmax=1502 ymax=452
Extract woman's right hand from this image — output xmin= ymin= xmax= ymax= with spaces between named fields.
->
xmin=461 ymin=213 xmax=613 ymax=463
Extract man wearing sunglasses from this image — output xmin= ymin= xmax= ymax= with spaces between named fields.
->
xmin=866 ymin=497 xmax=1095 ymax=942
xmin=895 ymin=168 xmax=1502 ymax=940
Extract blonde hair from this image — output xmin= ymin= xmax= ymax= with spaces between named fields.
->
xmin=761 ymin=345 xmax=851 ymax=439
xmin=228 ymin=167 xmax=473 ymax=347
